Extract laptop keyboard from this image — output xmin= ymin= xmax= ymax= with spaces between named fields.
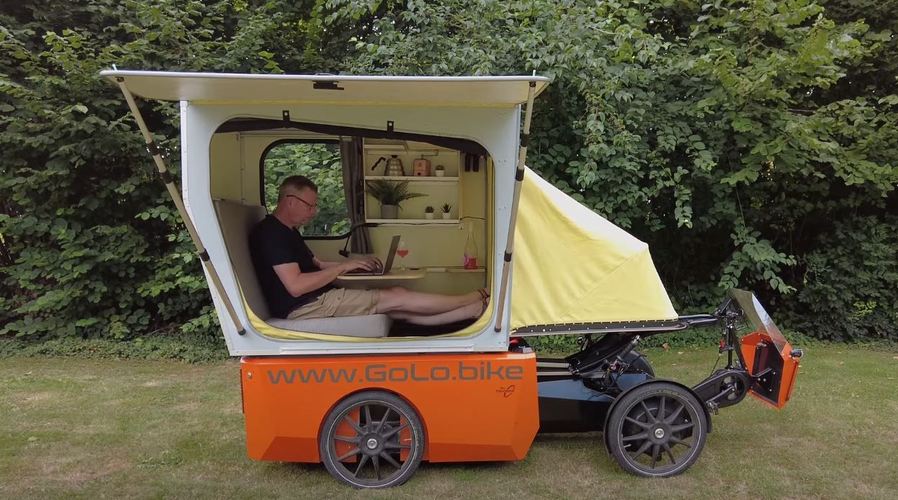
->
xmin=344 ymin=266 xmax=384 ymax=275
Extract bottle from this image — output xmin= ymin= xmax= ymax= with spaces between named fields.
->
xmin=463 ymin=224 xmax=478 ymax=270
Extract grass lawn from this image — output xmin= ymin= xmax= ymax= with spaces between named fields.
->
xmin=1 ymin=345 xmax=897 ymax=499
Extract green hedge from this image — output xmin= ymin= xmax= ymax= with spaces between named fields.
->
xmin=1 ymin=0 xmax=896 ymax=349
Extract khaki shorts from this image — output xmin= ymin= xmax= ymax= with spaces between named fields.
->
xmin=287 ymin=288 xmax=380 ymax=319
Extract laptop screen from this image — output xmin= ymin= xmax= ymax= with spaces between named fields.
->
xmin=380 ymin=235 xmax=401 ymax=274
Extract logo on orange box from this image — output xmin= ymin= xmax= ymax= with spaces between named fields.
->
xmin=496 ymin=385 xmax=516 ymax=398
xmin=267 ymin=361 xmax=524 ymax=385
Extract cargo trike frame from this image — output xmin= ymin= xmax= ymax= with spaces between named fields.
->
xmin=104 ymin=70 xmax=801 ymax=488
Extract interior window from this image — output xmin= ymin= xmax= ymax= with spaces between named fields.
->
xmin=263 ymin=141 xmax=350 ymax=236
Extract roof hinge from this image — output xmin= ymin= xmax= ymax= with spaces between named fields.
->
xmin=312 ymin=81 xmax=344 ymax=90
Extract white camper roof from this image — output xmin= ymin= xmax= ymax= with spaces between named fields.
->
xmin=100 ymin=70 xmax=550 ymax=107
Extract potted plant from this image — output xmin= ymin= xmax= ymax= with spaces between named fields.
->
xmin=434 ymin=164 xmax=445 ymax=177
xmin=424 ymin=206 xmax=435 ymax=220
xmin=440 ymin=203 xmax=452 ymax=220
xmin=366 ymin=180 xmax=425 ymax=219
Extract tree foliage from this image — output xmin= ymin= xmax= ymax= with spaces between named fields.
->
xmin=263 ymin=142 xmax=350 ymax=236
xmin=341 ymin=0 xmax=898 ymax=337
xmin=1 ymin=0 xmax=896 ymax=343
xmin=0 ymin=0 xmax=352 ymax=339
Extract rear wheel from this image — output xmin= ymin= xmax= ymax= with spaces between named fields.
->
xmin=319 ymin=391 xmax=424 ymax=488
xmin=605 ymin=382 xmax=707 ymax=477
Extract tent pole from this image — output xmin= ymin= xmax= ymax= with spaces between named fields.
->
xmin=493 ymin=82 xmax=536 ymax=333
xmin=114 ymin=78 xmax=247 ymax=336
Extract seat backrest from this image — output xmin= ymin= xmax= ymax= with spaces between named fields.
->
xmin=213 ymin=200 xmax=270 ymax=319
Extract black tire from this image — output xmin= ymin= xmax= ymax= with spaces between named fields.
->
xmin=319 ymin=391 xmax=424 ymax=488
xmin=605 ymin=382 xmax=707 ymax=477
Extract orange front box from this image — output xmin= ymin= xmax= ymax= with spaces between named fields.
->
xmin=240 ymin=352 xmax=539 ymax=463
xmin=740 ymin=331 xmax=801 ymax=409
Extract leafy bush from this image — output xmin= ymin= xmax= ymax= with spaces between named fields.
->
xmin=1 ymin=0 xmax=896 ymax=353
xmin=0 ymin=1 xmax=362 ymax=342
xmin=785 ymin=216 xmax=898 ymax=341
xmin=342 ymin=0 xmax=898 ymax=340
xmin=0 ymin=332 xmax=229 ymax=363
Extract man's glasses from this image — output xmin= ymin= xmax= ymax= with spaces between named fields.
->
xmin=286 ymin=194 xmax=318 ymax=210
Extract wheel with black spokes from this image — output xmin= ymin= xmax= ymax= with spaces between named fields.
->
xmin=320 ymin=391 xmax=424 ymax=488
xmin=605 ymin=382 xmax=707 ymax=477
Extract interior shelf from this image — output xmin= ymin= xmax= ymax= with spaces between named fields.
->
xmin=364 ymin=142 xmax=451 ymax=153
xmin=367 ymin=175 xmax=458 ymax=182
xmin=363 ymin=144 xmax=407 ymax=152
xmin=368 ymin=218 xmax=460 ymax=224
xmin=407 ymin=266 xmax=486 ymax=273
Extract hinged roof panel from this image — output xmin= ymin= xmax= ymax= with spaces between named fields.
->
xmin=100 ymin=70 xmax=550 ymax=107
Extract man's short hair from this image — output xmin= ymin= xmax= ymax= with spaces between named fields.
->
xmin=278 ymin=175 xmax=318 ymax=201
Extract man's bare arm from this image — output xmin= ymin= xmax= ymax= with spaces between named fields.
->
xmin=314 ymin=256 xmax=381 ymax=270
xmin=313 ymin=257 xmax=342 ymax=270
xmin=273 ymin=259 xmax=375 ymax=298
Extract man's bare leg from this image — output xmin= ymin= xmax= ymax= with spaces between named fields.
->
xmin=375 ymin=287 xmax=483 ymax=315
xmin=389 ymin=301 xmax=484 ymax=326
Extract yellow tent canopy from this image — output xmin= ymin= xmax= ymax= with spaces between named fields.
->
xmin=511 ymin=168 xmax=677 ymax=330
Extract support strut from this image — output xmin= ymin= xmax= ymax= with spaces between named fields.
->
xmin=493 ymin=81 xmax=537 ymax=333
xmin=114 ymin=78 xmax=247 ymax=336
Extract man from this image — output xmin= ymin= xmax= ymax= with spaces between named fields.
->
xmin=249 ymin=175 xmax=488 ymax=326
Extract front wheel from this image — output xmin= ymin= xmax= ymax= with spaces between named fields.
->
xmin=605 ymin=382 xmax=707 ymax=477
xmin=319 ymin=391 xmax=425 ymax=488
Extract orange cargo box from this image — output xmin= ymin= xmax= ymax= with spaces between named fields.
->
xmin=240 ymin=352 xmax=539 ymax=463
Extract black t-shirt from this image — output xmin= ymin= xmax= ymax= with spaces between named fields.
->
xmin=248 ymin=215 xmax=333 ymax=318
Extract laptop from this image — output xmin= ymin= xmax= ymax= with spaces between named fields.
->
xmin=343 ymin=235 xmax=401 ymax=276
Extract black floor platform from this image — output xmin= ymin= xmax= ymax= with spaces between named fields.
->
xmin=387 ymin=318 xmax=478 ymax=337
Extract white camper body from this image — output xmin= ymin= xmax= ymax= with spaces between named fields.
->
xmin=103 ymin=71 xmax=551 ymax=356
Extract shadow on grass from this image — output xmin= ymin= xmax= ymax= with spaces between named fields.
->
xmin=276 ymin=455 xmax=518 ymax=474
xmin=535 ymin=431 xmax=602 ymax=442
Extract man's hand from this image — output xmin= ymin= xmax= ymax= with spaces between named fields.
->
xmin=339 ymin=256 xmax=382 ymax=274
xmin=362 ymin=255 xmax=383 ymax=271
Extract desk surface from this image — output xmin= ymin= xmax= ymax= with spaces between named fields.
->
xmin=335 ymin=269 xmax=426 ymax=284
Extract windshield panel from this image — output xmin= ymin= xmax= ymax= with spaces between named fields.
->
xmin=729 ymin=289 xmax=788 ymax=351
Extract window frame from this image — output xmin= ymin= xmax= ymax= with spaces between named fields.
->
xmin=259 ymin=138 xmax=350 ymax=241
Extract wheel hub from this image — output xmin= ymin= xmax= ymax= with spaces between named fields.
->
xmin=648 ymin=423 xmax=672 ymax=445
xmin=359 ymin=432 xmax=385 ymax=455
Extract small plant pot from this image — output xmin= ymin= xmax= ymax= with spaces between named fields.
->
xmin=425 ymin=212 xmax=434 ymax=220
xmin=441 ymin=212 xmax=452 ymax=220
xmin=380 ymin=204 xmax=399 ymax=219
xmin=435 ymin=169 xmax=445 ymax=177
